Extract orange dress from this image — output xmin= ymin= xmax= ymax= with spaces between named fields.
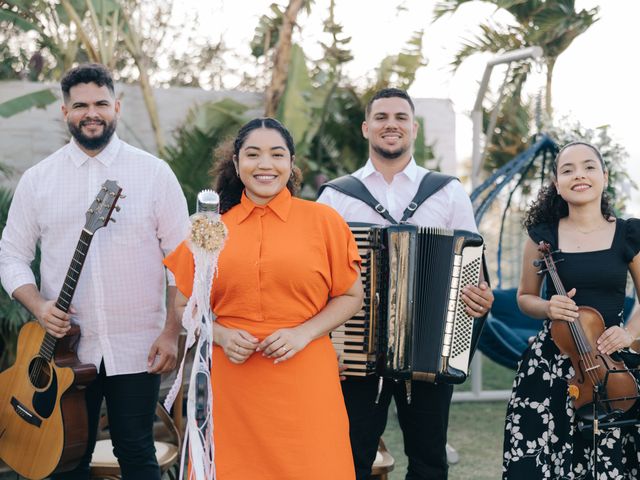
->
xmin=164 ymin=188 xmax=359 ymax=480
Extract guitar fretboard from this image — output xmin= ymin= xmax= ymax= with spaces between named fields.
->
xmin=40 ymin=229 xmax=94 ymax=362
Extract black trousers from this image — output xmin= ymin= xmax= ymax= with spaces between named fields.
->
xmin=342 ymin=376 xmax=453 ymax=480
xmin=52 ymin=361 xmax=161 ymax=480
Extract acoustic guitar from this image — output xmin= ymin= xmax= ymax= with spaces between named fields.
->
xmin=0 ymin=180 xmax=122 ymax=479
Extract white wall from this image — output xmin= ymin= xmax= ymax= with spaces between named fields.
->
xmin=0 ymin=80 xmax=456 ymax=184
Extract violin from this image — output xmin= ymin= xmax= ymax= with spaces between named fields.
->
xmin=536 ymin=241 xmax=638 ymax=416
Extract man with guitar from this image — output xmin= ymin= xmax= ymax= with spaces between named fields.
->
xmin=0 ymin=63 xmax=189 ymax=479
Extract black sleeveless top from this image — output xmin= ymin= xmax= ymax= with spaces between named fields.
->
xmin=528 ymin=218 xmax=640 ymax=328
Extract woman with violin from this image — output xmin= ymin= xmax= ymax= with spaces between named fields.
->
xmin=502 ymin=141 xmax=640 ymax=479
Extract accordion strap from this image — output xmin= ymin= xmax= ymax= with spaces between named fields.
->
xmin=319 ymin=171 xmax=456 ymax=224
xmin=318 ymin=175 xmax=398 ymax=224
xmin=400 ymin=171 xmax=455 ymax=222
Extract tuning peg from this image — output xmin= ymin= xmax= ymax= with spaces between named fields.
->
xmin=109 ymin=218 xmax=116 ymax=223
xmin=115 ymin=205 xmax=121 ymax=212
xmin=119 ymin=194 xmax=126 ymax=199
xmin=533 ymin=259 xmax=543 ymax=267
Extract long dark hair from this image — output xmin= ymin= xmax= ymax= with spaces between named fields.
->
xmin=523 ymin=141 xmax=616 ymax=230
xmin=210 ymin=118 xmax=302 ymax=214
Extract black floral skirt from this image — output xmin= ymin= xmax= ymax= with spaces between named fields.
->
xmin=502 ymin=321 xmax=640 ymax=479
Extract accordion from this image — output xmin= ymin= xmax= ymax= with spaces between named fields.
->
xmin=331 ymin=224 xmax=485 ymax=384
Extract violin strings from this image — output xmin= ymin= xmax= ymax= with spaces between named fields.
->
xmin=547 ymin=261 xmax=601 ymax=388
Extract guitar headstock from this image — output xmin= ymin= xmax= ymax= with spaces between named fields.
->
xmin=84 ymin=180 xmax=122 ymax=234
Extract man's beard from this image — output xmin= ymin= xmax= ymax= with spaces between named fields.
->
xmin=68 ymin=118 xmax=117 ymax=151
xmin=371 ymin=143 xmax=407 ymax=160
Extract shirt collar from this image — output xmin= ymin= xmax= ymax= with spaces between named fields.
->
xmin=361 ymin=157 xmax=420 ymax=182
xmin=236 ymin=188 xmax=292 ymax=224
xmin=67 ymin=133 xmax=122 ymax=168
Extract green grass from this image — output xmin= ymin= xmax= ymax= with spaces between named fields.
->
xmin=382 ymin=355 xmax=515 ymax=480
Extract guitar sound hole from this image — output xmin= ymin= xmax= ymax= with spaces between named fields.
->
xmin=28 ymin=357 xmax=52 ymax=389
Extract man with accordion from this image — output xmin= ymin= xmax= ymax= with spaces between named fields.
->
xmin=317 ymin=88 xmax=494 ymax=480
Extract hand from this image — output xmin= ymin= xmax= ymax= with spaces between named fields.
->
xmin=338 ymin=363 xmax=348 ymax=381
xmin=213 ymin=324 xmax=258 ymax=365
xmin=147 ymin=328 xmax=180 ymax=374
xmin=36 ymin=300 xmax=74 ymax=338
xmin=461 ymin=281 xmax=494 ymax=318
xmin=546 ymin=288 xmax=579 ymax=322
xmin=258 ymin=326 xmax=312 ymax=364
xmin=597 ymin=325 xmax=635 ymax=355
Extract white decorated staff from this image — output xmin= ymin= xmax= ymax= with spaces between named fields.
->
xmin=164 ymin=189 xmax=227 ymax=480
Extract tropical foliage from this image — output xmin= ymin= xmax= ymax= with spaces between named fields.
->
xmin=546 ymin=119 xmax=634 ymax=213
xmin=164 ymin=98 xmax=249 ymax=213
xmin=166 ymin=0 xmax=432 ymax=200
xmin=0 ymin=187 xmax=33 ymax=370
xmin=434 ymin=0 xmax=599 ymax=172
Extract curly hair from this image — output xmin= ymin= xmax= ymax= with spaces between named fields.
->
xmin=523 ymin=141 xmax=616 ymax=230
xmin=60 ymin=63 xmax=115 ymax=102
xmin=209 ymin=118 xmax=302 ymax=214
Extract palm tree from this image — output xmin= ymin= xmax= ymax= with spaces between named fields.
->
xmin=433 ymin=0 xmax=598 ymax=173
xmin=434 ymin=0 xmax=599 ymax=117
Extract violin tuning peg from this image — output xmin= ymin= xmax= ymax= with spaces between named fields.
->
xmin=533 ymin=259 xmax=543 ymax=268
xmin=109 ymin=217 xmax=116 ymax=223
xmin=115 ymin=205 xmax=121 ymax=212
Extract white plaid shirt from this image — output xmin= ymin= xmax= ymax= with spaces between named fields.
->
xmin=0 ymin=135 xmax=190 ymax=375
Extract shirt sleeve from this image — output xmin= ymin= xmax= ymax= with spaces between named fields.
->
xmin=624 ymin=218 xmax=640 ymax=263
xmin=163 ymin=241 xmax=195 ymax=298
xmin=316 ymin=187 xmax=339 ymax=208
xmin=154 ymin=161 xmax=190 ymax=286
xmin=321 ymin=207 xmax=362 ymax=298
xmin=445 ymin=181 xmax=478 ymax=233
xmin=527 ymin=222 xmax=555 ymax=248
xmin=0 ymin=170 xmax=40 ymax=297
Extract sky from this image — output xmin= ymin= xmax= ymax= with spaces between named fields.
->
xmin=183 ymin=0 xmax=640 ymax=212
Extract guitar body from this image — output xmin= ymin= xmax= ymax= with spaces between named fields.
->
xmin=0 ymin=321 xmax=97 ymax=479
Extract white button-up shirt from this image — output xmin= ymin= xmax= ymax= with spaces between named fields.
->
xmin=317 ymin=158 xmax=478 ymax=232
xmin=0 ymin=135 xmax=190 ymax=375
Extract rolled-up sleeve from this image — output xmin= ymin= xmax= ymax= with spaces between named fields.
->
xmin=154 ymin=161 xmax=190 ymax=286
xmin=0 ymin=171 xmax=40 ymax=297
xmin=447 ymin=180 xmax=478 ymax=233
xmin=322 ymin=208 xmax=362 ymax=298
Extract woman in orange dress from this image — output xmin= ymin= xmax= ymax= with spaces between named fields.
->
xmin=164 ymin=117 xmax=363 ymax=480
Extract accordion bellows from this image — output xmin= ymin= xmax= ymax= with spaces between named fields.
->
xmin=332 ymin=224 xmax=485 ymax=384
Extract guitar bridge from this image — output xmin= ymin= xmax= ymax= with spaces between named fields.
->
xmin=10 ymin=397 xmax=42 ymax=427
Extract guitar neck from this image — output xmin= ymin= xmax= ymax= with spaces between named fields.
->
xmin=40 ymin=229 xmax=94 ymax=361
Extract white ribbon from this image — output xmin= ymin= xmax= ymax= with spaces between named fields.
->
xmin=164 ymin=212 xmax=226 ymax=480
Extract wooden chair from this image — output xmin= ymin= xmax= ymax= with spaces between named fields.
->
xmin=89 ymin=401 xmax=182 ymax=480
xmin=370 ymin=438 xmax=394 ymax=480
xmin=90 ymin=334 xmax=187 ymax=480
